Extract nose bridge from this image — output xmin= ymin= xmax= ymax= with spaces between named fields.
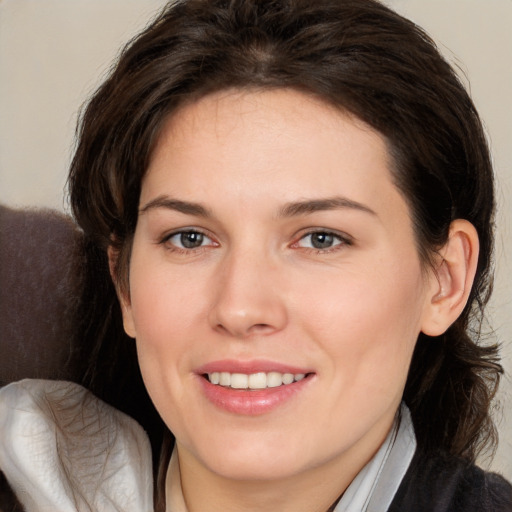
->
xmin=208 ymin=240 xmax=287 ymax=337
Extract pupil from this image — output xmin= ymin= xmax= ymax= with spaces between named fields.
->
xmin=311 ymin=233 xmax=333 ymax=249
xmin=181 ymin=232 xmax=203 ymax=248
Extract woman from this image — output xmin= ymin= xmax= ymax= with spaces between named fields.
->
xmin=1 ymin=0 xmax=511 ymax=510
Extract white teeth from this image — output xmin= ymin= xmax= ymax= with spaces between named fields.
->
xmin=230 ymin=373 xmax=248 ymax=389
xmin=248 ymin=372 xmax=267 ymax=389
xmin=207 ymin=371 xmax=307 ymax=389
xmin=267 ymin=372 xmax=283 ymax=388
xmin=282 ymin=373 xmax=294 ymax=385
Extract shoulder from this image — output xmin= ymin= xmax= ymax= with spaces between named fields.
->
xmin=388 ymin=448 xmax=512 ymax=512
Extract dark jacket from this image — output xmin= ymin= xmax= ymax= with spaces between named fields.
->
xmin=388 ymin=449 xmax=512 ymax=511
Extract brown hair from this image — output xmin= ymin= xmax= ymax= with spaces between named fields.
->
xmin=69 ymin=0 xmax=501 ymax=471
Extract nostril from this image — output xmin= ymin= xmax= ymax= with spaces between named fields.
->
xmin=213 ymin=321 xmax=275 ymax=338
xmin=208 ymin=292 xmax=288 ymax=338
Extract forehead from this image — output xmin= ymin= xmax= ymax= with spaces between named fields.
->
xmin=142 ymin=88 xmax=406 ymax=223
xmin=152 ymin=88 xmax=388 ymax=156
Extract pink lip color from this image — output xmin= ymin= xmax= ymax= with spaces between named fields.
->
xmin=195 ymin=360 xmax=314 ymax=416
xmin=196 ymin=359 xmax=312 ymax=375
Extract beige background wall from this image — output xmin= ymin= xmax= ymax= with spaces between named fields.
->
xmin=1 ymin=0 xmax=511 ymax=478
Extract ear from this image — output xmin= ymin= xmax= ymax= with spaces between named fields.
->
xmin=107 ymin=245 xmax=137 ymax=339
xmin=421 ymin=219 xmax=479 ymax=336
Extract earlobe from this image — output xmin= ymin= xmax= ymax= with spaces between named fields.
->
xmin=107 ymin=245 xmax=137 ymax=339
xmin=421 ymin=219 xmax=479 ymax=337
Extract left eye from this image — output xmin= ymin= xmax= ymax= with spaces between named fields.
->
xmin=167 ymin=230 xmax=214 ymax=249
xmin=296 ymin=232 xmax=345 ymax=250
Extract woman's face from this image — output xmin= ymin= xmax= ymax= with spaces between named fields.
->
xmin=120 ymin=89 xmax=437 ymax=483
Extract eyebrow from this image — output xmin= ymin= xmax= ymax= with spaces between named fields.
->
xmin=139 ymin=196 xmax=211 ymax=217
xmin=139 ymin=195 xmax=376 ymax=219
xmin=278 ymin=197 xmax=377 ymax=217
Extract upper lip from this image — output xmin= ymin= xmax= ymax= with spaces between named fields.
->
xmin=195 ymin=359 xmax=314 ymax=375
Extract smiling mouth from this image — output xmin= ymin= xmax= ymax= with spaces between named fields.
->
xmin=204 ymin=371 xmax=311 ymax=390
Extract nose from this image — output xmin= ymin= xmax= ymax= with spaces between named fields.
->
xmin=208 ymin=248 xmax=288 ymax=339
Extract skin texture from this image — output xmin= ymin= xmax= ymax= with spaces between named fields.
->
xmin=114 ymin=89 xmax=478 ymax=512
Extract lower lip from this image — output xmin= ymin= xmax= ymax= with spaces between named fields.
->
xmin=198 ymin=375 xmax=313 ymax=415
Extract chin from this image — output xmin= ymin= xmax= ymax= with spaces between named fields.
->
xmin=209 ymin=456 xmax=304 ymax=482
xmin=191 ymin=435 xmax=312 ymax=482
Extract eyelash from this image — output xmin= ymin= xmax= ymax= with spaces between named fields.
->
xmin=159 ymin=229 xmax=217 ymax=254
xmin=159 ymin=228 xmax=353 ymax=255
xmin=291 ymin=229 xmax=353 ymax=254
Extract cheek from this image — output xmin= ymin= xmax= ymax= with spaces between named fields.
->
xmin=129 ymin=289 xmax=202 ymax=438
xmin=296 ymin=258 xmax=426 ymax=386
xmin=126 ymin=255 xmax=210 ymax=409
xmin=128 ymin=253 xmax=208 ymax=342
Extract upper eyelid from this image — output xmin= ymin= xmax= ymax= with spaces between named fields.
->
xmin=161 ymin=226 xmax=211 ymax=238
xmin=159 ymin=227 xmax=216 ymax=245
xmin=288 ymin=230 xmax=354 ymax=254
xmin=294 ymin=228 xmax=353 ymax=242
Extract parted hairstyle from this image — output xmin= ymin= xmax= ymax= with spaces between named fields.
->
xmin=68 ymin=0 xmax=502 ymax=473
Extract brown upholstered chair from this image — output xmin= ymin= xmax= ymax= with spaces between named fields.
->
xmin=0 ymin=205 xmax=83 ymax=386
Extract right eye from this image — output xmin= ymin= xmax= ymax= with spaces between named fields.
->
xmin=164 ymin=230 xmax=216 ymax=250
